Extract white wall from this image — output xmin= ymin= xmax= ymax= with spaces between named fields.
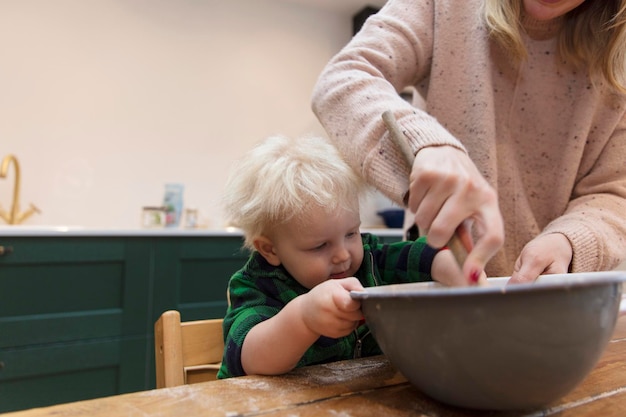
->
xmin=0 ymin=0 xmax=393 ymax=229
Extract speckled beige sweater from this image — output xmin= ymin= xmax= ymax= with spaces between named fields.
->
xmin=312 ymin=0 xmax=626 ymax=277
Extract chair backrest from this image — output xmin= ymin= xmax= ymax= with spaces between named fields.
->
xmin=154 ymin=310 xmax=224 ymax=388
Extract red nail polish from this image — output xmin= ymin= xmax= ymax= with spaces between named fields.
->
xmin=470 ymin=270 xmax=480 ymax=284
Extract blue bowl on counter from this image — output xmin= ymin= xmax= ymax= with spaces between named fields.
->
xmin=377 ymin=209 xmax=405 ymax=228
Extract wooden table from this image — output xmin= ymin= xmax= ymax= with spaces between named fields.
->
xmin=4 ymin=314 xmax=625 ymax=417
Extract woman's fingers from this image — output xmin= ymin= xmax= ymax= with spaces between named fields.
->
xmin=407 ymin=145 xmax=504 ymax=279
xmin=509 ymin=234 xmax=572 ymax=283
xmin=408 ymin=146 xmax=492 ymax=244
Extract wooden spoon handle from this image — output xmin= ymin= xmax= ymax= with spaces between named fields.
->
xmin=382 ymin=110 xmax=415 ymax=167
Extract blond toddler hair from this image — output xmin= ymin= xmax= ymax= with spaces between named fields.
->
xmin=222 ymin=135 xmax=366 ymax=251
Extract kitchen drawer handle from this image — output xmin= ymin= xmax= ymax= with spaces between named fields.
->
xmin=0 ymin=245 xmax=14 ymax=256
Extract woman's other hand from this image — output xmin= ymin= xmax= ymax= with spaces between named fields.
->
xmin=509 ymin=233 xmax=573 ymax=283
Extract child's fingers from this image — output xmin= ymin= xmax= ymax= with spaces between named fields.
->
xmin=331 ymin=278 xmax=363 ymax=314
xmin=336 ymin=276 xmax=364 ymax=292
xmin=432 ymin=249 xmax=465 ymax=286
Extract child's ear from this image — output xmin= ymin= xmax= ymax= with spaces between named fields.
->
xmin=253 ymin=236 xmax=281 ymax=266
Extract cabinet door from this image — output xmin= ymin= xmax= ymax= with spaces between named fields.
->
xmin=0 ymin=237 xmax=151 ymax=346
xmin=0 ymin=337 xmax=147 ymax=413
xmin=152 ymin=236 xmax=249 ymax=322
xmin=0 ymin=237 xmax=153 ymax=411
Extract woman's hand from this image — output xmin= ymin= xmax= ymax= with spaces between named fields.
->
xmin=407 ymin=146 xmax=504 ymax=283
xmin=509 ymin=233 xmax=573 ymax=283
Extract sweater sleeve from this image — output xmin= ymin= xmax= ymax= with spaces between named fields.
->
xmin=311 ymin=0 xmax=467 ymax=205
xmin=541 ymin=111 xmax=626 ymax=272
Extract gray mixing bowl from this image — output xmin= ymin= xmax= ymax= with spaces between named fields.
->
xmin=351 ymin=271 xmax=626 ymax=411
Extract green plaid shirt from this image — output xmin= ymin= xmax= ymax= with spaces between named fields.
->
xmin=217 ymin=233 xmax=437 ymax=379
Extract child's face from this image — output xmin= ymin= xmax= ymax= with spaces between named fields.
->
xmin=269 ymin=204 xmax=364 ymax=290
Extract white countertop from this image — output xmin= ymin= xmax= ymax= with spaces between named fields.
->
xmin=0 ymin=226 xmax=404 ymax=237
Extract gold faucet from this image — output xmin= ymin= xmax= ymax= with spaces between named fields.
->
xmin=0 ymin=154 xmax=40 ymax=225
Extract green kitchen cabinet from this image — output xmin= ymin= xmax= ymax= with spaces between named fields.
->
xmin=0 ymin=237 xmax=153 ymax=412
xmin=151 ymin=236 xmax=248 ymax=322
xmin=0 ymin=229 xmax=399 ymax=412
xmin=0 ymin=233 xmax=249 ymax=413
xmin=0 ymin=337 xmax=147 ymax=412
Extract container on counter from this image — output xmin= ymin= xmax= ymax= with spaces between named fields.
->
xmin=162 ymin=183 xmax=184 ymax=227
xmin=141 ymin=206 xmax=167 ymax=228
xmin=184 ymin=207 xmax=198 ymax=228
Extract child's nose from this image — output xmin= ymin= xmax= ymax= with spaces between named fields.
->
xmin=332 ymin=246 xmax=350 ymax=263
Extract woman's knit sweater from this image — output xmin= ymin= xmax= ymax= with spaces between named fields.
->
xmin=312 ymin=0 xmax=626 ymax=276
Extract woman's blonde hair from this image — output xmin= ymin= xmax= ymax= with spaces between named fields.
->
xmin=222 ymin=134 xmax=366 ymax=250
xmin=484 ymin=0 xmax=626 ymax=92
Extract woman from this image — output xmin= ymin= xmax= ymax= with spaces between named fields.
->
xmin=312 ymin=0 xmax=626 ymax=283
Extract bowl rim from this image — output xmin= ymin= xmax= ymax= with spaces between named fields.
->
xmin=350 ymin=271 xmax=626 ymax=300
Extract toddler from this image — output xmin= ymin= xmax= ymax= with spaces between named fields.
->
xmin=217 ymin=134 xmax=462 ymax=378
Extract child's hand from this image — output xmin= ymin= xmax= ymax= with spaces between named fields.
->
xmin=241 ymin=277 xmax=364 ymax=375
xmin=300 ymin=277 xmax=364 ymax=338
xmin=432 ymin=249 xmax=487 ymax=286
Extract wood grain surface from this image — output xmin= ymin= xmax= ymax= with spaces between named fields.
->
xmin=4 ymin=315 xmax=625 ymax=417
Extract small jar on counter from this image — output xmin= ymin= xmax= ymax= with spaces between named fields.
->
xmin=184 ymin=208 xmax=198 ymax=228
xmin=141 ymin=206 xmax=167 ymax=228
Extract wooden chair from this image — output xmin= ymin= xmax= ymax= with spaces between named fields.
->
xmin=154 ymin=310 xmax=224 ymax=388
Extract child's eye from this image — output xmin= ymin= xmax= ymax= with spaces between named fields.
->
xmin=312 ymin=242 xmax=327 ymax=251
xmin=346 ymin=231 xmax=358 ymax=238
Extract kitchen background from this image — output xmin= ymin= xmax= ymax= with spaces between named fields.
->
xmin=0 ymin=0 xmax=394 ymax=230
xmin=1 ymin=0 xmax=624 ymax=270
